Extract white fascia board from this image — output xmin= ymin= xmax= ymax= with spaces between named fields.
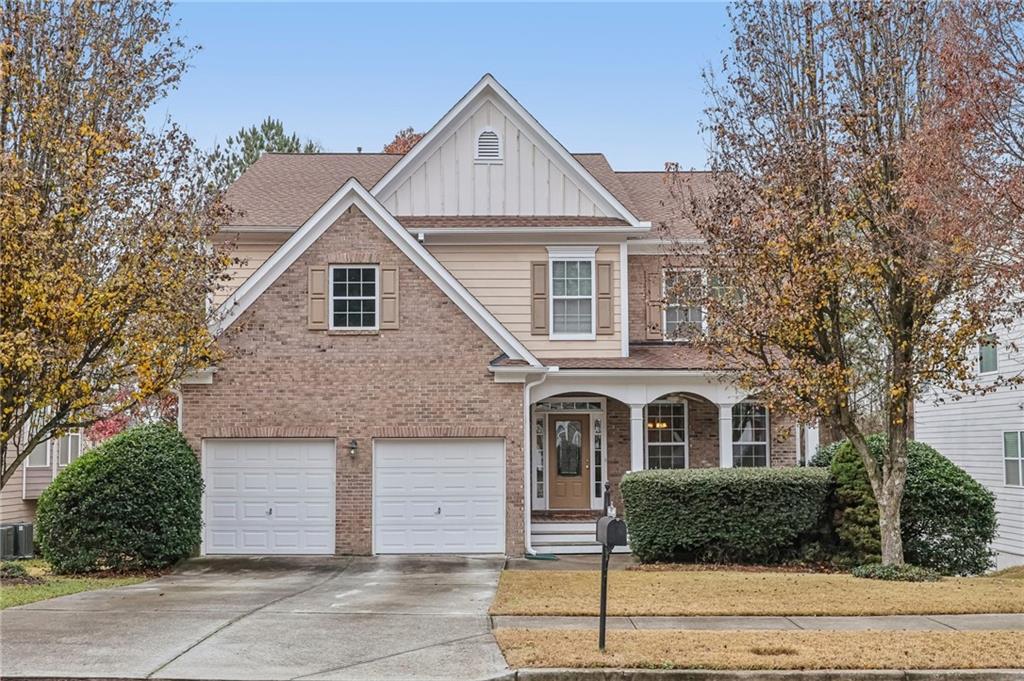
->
xmin=370 ymin=74 xmax=645 ymax=227
xmin=411 ymin=224 xmax=652 ymax=237
xmin=213 ymin=179 xmax=541 ymax=367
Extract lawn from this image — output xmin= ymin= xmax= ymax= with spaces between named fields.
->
xmin=490 ymin=569 xmax=1024 ymax=617
xmin=1 ymin=559 xmax=147 ymax=610
xmin=496 ymin=629 xmax=1024 ymax=670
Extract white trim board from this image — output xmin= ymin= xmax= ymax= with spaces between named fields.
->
xmin=371 ymin=74 xmax=648 ymax=228
xmin=212 ymin=178 xmax=540 ymax=367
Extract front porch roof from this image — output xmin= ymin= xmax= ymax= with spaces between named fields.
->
xmin=493 ymin=343 xmax=738 ymax=371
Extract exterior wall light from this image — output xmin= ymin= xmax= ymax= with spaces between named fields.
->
xmin=348 ymin=439 xmax=358 ymax=458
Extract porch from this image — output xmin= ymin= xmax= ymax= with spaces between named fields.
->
xmin=525 ymin=374 xmax=802 ymax=555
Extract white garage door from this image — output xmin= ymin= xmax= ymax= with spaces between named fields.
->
xmin=374 ymin=438 xmax=505 ymax=554
xmin=204 ymin=439 xmax=335 ymax=555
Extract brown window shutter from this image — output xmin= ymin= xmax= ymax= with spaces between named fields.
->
xmin=531 ymin=261 xmax=548 ymax=334
xmin=380 ymin=266 xmax=399 ymax=330
xmin=308 ymin=266 xmax=328 ymax=330
xmin=645 ymin=271 xmax=663 ymax=341
xmin=596 ymin=261 xmax=613 ymax=335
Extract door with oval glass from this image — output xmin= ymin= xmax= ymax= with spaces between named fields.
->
xmin=547 ymin=414 xmax=590 ymax=508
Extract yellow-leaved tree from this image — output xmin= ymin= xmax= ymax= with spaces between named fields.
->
xmin=0 ymin=1 xmax=232 ymax=488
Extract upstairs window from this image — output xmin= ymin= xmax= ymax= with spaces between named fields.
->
xmin=1005 ymin=431 xmax=1023 ymax=487
xmin=664 ymin=270 xmax=703 ymax=340
xmin=979 ymin=335 xmax=999 ymax=374
xmin=550 ymin=252 xmax=595 ymax=339
xmin=475 ymin=128 xmax=502 ymax=163
xmin=26 ymin=440 xmax=49 ymax=467
xmin=330 ymin=265 xmax=379 ymax=330
xmin=57 ymin=431 xmax=82 ymax=467
xmin=732 ymin=402 xmax=769 ymax=467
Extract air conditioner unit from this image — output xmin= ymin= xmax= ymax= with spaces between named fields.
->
xmin=0 ymin=525 xmax=15 ymax=560
xmin=13 ymin=523 xmax=33 ymax=559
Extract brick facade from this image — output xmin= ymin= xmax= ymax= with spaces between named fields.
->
xmin=182 ymin=206 xmax=525 ymax=556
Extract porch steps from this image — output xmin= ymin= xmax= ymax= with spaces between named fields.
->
xmin=530 ymin=521 xmax=630 ymax=555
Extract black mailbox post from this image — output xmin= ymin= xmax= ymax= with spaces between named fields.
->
xmin=595 ymin=482 xmax=627 ymax=651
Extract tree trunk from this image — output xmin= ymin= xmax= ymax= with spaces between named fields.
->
xmin=876 ymin=485 xmax=905 ymax=566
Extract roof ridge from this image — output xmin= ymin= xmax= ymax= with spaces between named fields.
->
xmin=261 ymin=152 xmax=404 ymax=157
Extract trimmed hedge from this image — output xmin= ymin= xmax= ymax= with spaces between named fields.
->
xmin=829 ymin=436 xmax=997 ymax=575
xmin=621 ymin=467 xmax=832 ymax=564
xmin=36 ymin=423 xmax=202 ymax=574
xmin=851 ymin=563 xmax=941 ymax=582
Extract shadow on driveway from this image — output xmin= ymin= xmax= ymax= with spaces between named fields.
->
xmin=1 ymin=555 xmax=509 ymax=681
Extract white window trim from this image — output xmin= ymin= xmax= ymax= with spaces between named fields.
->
xmin=663 ymin=267 xmax=706 ymax=342
xmin=547 ymin=246 xmax=598 ymax=341
xmin=732 ymin=402 xmax=771 ymax=468
xmin=329 ymin=264 xmax=380 ymax=331
xmin=1004 ymin=430 xmax=1023 ymax=488
xmin=644 ymin=398 xmax=689 ymax=469
xmin=474 ymin=126 xmax=503 ymax=164
xmin=25 ymin=439 xmax=50 ymax=468
xmin=56 ymin=430 xmax=82 ymax=468
xmin=978 ymin=337 xmax=999 ymax=375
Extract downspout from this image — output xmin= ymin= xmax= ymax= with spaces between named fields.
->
xmin=523 ymin=369 xmax=552 ymax=556
xmin=171 ymin=387 xmax=184 ymax=431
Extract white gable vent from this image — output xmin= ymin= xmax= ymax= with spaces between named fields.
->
xmin=475 ymin=128 xmax=502 ymax=163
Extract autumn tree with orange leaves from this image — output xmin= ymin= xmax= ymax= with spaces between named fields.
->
xmin=383 ymin=127 xmax=424 ymax=155
xmin=0 ymin=1 xmax=231 ymax=488
xmin=675 ymin=1 xmax=1024 ymax=565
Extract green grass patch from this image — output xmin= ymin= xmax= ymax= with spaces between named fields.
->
xmin=1 ymin=560 xmax=147 ymax=609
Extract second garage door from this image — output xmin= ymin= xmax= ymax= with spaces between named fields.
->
xmin=373 ymin=438 xmax=505 ymax=554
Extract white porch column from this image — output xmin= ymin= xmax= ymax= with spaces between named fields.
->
xmin=629 ymin=404 xmax=646 ymax=472
xmin=718 ymin=403 xmax=734 ymax=468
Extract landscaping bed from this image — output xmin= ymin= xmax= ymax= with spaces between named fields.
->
xmin=0 ymin=559 xmax=148 ymax=610
xmin=490 ymin=569 xmax=1024 ymax=617
xmin=496 ymin=629 xmax=1024 ymax=670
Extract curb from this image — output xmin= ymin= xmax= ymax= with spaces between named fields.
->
xmin=512 ymin=670 xmax=1024 ymax=681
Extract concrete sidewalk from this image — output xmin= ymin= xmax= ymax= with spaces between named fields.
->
xmin=492 ymin=613 xmax=1024 ymax=631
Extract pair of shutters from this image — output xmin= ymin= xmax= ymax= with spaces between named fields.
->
xmin=307 ymin=266 xmax=399 ymax=330
xmin=530 ymin=261 xmax=614 ymax=336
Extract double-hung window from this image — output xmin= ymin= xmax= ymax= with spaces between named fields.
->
xmin=664 ymin=269 xmax=703 ymax=340
xmin=1005 ymin=431 xmax=1023 ymax=487
xmin=646 ymin=400 xmax=688 ymax=469
xmin=26 ymin=440 xmax=49 ymax=467
xmin=330 ymin=265 xmax=379 ymax=330
xmin=732 ymin=402 xmax=769 ymax=467
xmin=549 ymin=248 xmax=596 ymax=339
xmin=57 ymin=431 xmax=82 ymax=467
xmin=979 ymin=335 xmax=999 ymax=374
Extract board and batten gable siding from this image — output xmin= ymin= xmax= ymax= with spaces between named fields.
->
xmin=379 ymin=99 xmax=611 ymax=217
xmin=914 ymin=316 xmax=1024 ymax=568
xmin=428 ymin=243 xmax=622 ymax=358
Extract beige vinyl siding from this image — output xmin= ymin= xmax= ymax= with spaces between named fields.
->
xmin=914 ymin=315 xmax=1024 ymax=567
xmin=380 ymin=99 xmax=609 ymax=217
xmin=429 ymin=244 xmax=622 ymax=358
xmin=0 ymin=456 xmax=39 ymax=524
xmin=213 ymin=235 xmax=288 ymax=306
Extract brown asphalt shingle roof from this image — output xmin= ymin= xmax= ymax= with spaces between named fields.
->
xmin=493 ymin=344 xmax=737 ymax=371
xmin=222 ymin=152 xmax=711 ymax=237
xmin=401 ymin=216 xmax=631 ymax=229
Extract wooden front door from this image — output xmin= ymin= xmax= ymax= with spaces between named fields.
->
xmin=547 ymin=414 xmax=591 ymax=509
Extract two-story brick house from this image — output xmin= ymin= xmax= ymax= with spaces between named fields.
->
xmin=182 ymin=75 xmax=802 ymax=557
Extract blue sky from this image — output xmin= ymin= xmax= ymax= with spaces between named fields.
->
xmin=155 ymin=2 xmax=731 ymax=171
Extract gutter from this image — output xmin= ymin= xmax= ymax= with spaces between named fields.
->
xmin=522 ymin=368 xmax=555 ymax=557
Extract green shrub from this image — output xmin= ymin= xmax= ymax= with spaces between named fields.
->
xmin=829 ymin=435 xmax=996 ymax=575
xmin=36 ymin=423 xmax=202 ymax=574
xmin=0 ymin=561 xmax=29 ymax=579
xmin=851 ymin=563 xmax=941 ymax=582
xmin=621 ymin=467 xmax=832 ymax=564
xmin=809 ymin=440 xmax=843 ymax=468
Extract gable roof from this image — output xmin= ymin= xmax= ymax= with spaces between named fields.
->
xmin=215 ymin=178 xmax=542 ymax=367
xmin=370 ymin=75 xmax=648 ymax=227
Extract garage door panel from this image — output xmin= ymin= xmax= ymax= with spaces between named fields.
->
xmin=204 ymin=439 xmax=335 ymax=555
xmin=373 ymin=439 xmax=505 ymax=554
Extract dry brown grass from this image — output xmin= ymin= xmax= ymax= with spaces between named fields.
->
xmin=495 ymin=629 xmax=1024 ymax=670
xmin=490 ymin=570 xmax=1024 ymax=616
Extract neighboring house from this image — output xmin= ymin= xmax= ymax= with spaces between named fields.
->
xmin=0 ymin=432 xmax=84 ymax=524
xmin=915 ymin=315 xmax=1024 ymax=569
xmin=181 ymin=75 xmax=810 ymax=558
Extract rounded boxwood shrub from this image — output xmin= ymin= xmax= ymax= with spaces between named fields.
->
xmin=36 ymin=423 xmax=202 ymax=574
xmin=829 ymin=435 xmax=996 ymax=575
xmin=621 ymin=467 xmax=832 ymax=564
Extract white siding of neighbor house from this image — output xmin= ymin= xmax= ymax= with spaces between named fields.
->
xmin=429 ymin=243 xmax=622 ymax=358
xmin=914 ymin=315 xmax=1024 ymax=568
xmin=379 ymin=99 xmax=610 ymax=217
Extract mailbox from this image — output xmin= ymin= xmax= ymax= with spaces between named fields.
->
xmin=596 ymin=516 xmax=627 ymax=548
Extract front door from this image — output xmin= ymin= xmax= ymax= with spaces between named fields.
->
xmin=547 ymin=414 xmax=591 ymax=509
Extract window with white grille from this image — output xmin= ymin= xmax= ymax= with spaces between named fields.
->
xmin=475 ymin=128 xmax=502 ymax=163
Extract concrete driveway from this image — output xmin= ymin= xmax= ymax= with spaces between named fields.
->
xmin=0 ymin=555 xmax=509 ymax=681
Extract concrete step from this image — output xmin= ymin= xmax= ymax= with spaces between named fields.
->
xmin=530 ymin=522 xmax=596 ymax=534
xmin=530 ymin=532 xmax=598 ymax=543
xmin=530 ymin=540 xmax=631 ymax=555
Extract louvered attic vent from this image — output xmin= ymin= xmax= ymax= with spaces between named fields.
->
xmin=475 ymin=129 xmax=502 ymax=163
